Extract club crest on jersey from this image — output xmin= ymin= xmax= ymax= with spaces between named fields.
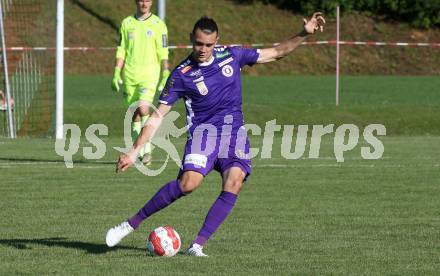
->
xmin=222 ymin=65 xmax=234 ymax=77
xmin=146 ymin=30 xmax=153 ymax=37
xmin=195 ymin=81 xmax=209 ymax=95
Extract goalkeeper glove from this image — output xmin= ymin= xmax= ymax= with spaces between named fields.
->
xmin=111 ymin=67 xmax=123 ymax=92
xmin=157 ymin=69 xmax=170 ymax=92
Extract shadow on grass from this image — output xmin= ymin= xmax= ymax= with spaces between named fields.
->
xmin=0 ymin=237 xmax=144 ymax=254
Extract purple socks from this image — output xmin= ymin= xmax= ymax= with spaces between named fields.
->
xmin=127 ymin=181 xmax=238 ymax=247
xmin=128 ymin=180 xmax=185 ymax=229
xmin=193 ymin=191 xmax=237 ymax=246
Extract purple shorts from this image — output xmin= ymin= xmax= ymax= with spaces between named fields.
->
xmin=178 ymin=131 xmax=252 ymax=180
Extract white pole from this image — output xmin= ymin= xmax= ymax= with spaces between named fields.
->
xmin=336 ymin=5 xmax=340 ymax=106
xmin=158 ymin=0 xmax=166 ymax=21
xmin=0 ymin=0 xmax=15 ymax=138
xmin=56 ymin=0 xmax=64 ymax=139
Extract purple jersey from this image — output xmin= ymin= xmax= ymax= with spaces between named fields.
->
xmin=159 ymin=46 xmax=260 ymax=137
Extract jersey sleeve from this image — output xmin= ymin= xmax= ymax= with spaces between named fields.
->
xmin=155 ymin=20 xmax=169 ymax=61
xmin=158 ymin=71 xmax=185 ymax=105
xmin=116 ymin=22 xmax=127 ymax=60
xmin=230 ymin=46 xmax=260 ymax=68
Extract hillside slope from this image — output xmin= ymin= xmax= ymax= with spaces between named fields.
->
xmin=64 ymin=0 xmax=440 ymax=75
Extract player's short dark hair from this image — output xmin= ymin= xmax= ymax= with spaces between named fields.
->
xmin=192 ymin=16 xmax=218 ymax=35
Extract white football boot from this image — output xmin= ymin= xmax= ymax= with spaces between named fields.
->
xmin=185 ymin=243 xmax=208 ymax=257
xmin=105 ymin=221 xmax=134 ymax=247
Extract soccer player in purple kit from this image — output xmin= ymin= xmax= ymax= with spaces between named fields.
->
xmin=106 ymin=13 xmax=326 ymax=256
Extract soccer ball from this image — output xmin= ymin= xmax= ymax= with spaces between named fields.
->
xmin=147 ymin=226 xmax=181 ymax=257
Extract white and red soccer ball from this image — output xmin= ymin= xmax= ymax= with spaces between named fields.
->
xmin=147 ymin=226 xmax=181 ymax=257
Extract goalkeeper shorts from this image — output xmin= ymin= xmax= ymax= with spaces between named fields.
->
xmin=123 ymin=82 xmax=157 ymax=107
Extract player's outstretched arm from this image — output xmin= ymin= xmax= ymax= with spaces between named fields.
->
xmin=116 ymin=104 xmax=172 ymax=173
xmin=257 ymin=12 xmax=326 ymax=64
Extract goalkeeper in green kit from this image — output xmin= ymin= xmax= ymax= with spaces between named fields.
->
xmin=112 ymin=0 xmax=169 ymax=165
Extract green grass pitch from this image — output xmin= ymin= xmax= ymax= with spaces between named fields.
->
xmin=0 ymin=75 xmax=439 ymax=274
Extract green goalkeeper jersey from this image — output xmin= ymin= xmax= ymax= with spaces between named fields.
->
xmin=116 ymin=14 xmax=169 ymax=85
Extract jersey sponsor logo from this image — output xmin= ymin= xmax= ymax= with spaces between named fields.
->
xmin=214 ymin=46 xmax=227 ymax=52
xmin=222 ymin=65 xmax=234 ymax=77
xmin=161 ymin=77 xmax=174 ymax=97
xmin=184 ymin=154 xmax=207 ymax=168
xmin=189 ymin=69 xmax=202 ymax=77
xmin=146 ymin=30 xmax=153 ymax=37
xmin=215 ymin=50 xmax=231 ymax=59
xmin=218 ymin=57 xmax=234 ymax=68
xmin=192 ymin=76 xmax=204 ymax=83
xmin=181 ymin=66 xmax=192 ymax=74
xmin=195 ymin=81 xmax=209 ymax=96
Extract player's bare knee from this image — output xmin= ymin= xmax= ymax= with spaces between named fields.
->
xmin=139 ymin=108 xmax=150 ymax=117
xmin=179 ymin=172 xmax=203 ymax=194
xmin=180 ymin=183 xmax=195 ymax=194
xmin=138 ymin=102 xmax=150 ymax=116
xmin=223 ymin=179 xmax=244 ymax=195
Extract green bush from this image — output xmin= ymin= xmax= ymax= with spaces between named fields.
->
xmin=235 ymin=0 xmax=440 ymax=28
